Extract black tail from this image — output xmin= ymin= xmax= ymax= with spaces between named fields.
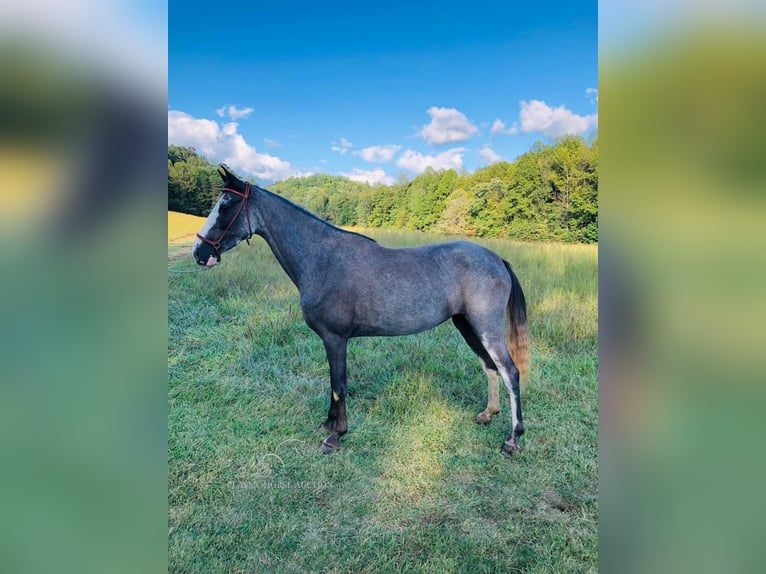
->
xmin=503 ymin=260 xmax=530 ymax=383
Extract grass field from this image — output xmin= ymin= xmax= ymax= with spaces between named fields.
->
xmin=168 ymin=220 xmax=598 ymax=573
xmin=168 ymin=211 xmax=207 ymax=244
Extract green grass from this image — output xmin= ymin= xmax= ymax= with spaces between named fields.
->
xmin=168 ymin=229 xmax=598 ymax=573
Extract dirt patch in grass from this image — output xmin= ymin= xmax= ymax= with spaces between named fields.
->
xmin=535 ymin=491 xmax=582 ymax=517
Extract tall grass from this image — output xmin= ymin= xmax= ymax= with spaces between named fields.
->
xmin=168 ymin=228 xmax=597 ymax=573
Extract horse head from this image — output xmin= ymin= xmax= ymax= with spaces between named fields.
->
xmin=192 ymin=165 xmax=254 ymax=266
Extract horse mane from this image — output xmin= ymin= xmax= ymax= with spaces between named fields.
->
xmin=258 ymin=185 xmax=377 ymax=244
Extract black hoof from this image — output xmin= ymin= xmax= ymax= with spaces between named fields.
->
xmin=501 ymin=441 xmax=521 ymax=456
xmin=319 ymin=433 xmax=341 ymax=454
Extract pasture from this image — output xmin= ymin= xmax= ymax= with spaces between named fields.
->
xmin=168 ymin=213 xmax=598 ymax=573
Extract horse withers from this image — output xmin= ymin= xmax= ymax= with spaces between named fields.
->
xmin=193 ymin=166 xmax=530 ymax=455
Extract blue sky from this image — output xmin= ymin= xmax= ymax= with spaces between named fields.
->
xmin=169 ymin=1 xmax=597 ymax=185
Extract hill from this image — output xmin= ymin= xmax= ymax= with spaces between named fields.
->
xmin=168 ymin=136 xmax=598 ymax=243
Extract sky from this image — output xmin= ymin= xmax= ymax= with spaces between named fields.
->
xmin=169 ymin=1 xmax=597 ymax=185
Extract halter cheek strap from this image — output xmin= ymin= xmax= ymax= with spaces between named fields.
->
xmin=196 ymin=183 xmax=254 ymax=260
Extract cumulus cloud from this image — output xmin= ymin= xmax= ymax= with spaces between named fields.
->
xmin=396 ymin=148 xmax=465 ymax=174
xmin=419 ymin=107 xmax=478 ymax=145
xmin=168 ymin=110 xmax=296 ymax=182
xmin=341 ymin=167 xmax=394 ymax=186
xmin=492 ymin=99 xmax=598 ymax=139
xmin=355 ymin=144 xmax=401 ymax=163
xmin=479 ymin=145 xmax=502 ymax=165
xmin=168 ymin=111 xmax=221 ymax=157
xmin=517 ymin=99 xmax=598 ymax=138
xmin=215 ymin=104 xmax=254 ymax=120
xmin=331 ymin=137 xmax=353 ymax=155
xmin=491 ymin=118 xmax=518 ymax=136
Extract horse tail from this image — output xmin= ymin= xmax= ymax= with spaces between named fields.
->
xmin=503 ymin=260 xmax=530 ymax=384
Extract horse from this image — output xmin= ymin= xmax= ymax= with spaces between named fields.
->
xmin=193 ymin=165 xmax=530 ymax=456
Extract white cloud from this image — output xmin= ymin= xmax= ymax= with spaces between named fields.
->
xmin=215 ymin=104 xmax=254 ymax=120
xmin=168 ymin=110 xmax=296 ymax=183
xmin=331 ymin=137 xmax=353 ymax=155
xmin=517 ymin=99 xmax=598 ymax=138
xmin=168 ymin=111 xmax=221 ymax=158
xmin=586 ymin=88 xmax=598 ymax=105
xmin=263 ymin=137 xmax=282 ymax=148
xmin=479 ymin=145 xmax=502 ymax=165
xmin=491 ymin=118 xmax=518 ymax=136
xmin=396 ymin=148 xmax=465 ymax=174
xmin=419 ymin=107 xmax=478 ymax=145
xmin=355 ymin=144 xmax=401 ymax=163
xmin=341 ymin=167 xmax=395 ymax=186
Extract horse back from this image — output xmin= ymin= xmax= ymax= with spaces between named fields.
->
xmin=300 ymin=239 xmax=509 ymax=337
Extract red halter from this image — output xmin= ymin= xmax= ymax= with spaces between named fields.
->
xmin=196 ymin=183 xmax=253 ymax=260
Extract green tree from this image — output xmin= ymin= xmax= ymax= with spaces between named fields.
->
xmin=168 ymin=137 xmax=598 ymax=243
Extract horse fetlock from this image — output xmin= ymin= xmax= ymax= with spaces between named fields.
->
xmin=317 ymin=420 xmax=336 ymax=433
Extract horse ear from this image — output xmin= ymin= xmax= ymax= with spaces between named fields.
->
xmin=218 ymin=165 xmax=229 ymax=182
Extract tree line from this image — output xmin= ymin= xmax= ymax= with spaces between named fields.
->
xmin=168 ymin=135 xmax=597 ymax=243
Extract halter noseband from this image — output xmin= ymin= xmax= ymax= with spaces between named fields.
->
xmin=196 ymin=183 xmax=253 ymax=261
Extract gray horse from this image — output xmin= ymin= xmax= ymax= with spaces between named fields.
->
xmin=194 ymin=166 xmax=530 ymax=455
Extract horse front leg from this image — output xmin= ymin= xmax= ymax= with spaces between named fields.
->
xmin=317 ymin=389 xmax=339 ymax=434
xmin=318 ymin=334 xmax=348 ymax=454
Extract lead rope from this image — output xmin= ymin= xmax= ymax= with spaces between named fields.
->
xmin=168 ymin=265 xmax=211 ymax=274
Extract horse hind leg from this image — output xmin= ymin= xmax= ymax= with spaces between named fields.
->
xmin=479 ymin=334 xmax=524 ymax=455
xmin=480 ymin=369 xmax=501 ymax=424
xmin=452 ymin=315 xmax=500 ymax=424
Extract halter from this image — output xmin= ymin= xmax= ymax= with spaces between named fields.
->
xmin=196 ymin=183 xmax=253 ymax=261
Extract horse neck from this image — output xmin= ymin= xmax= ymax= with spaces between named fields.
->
xmin=250 ymin=188 xmax=333 ymax=289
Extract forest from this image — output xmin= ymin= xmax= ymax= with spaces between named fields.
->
xmin=168 ymin=135 xmax=597 ymax=243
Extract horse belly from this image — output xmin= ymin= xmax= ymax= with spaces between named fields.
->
xmin=351 ymin=281 xmax=457 ymax=337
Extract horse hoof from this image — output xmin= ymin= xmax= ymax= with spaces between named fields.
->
xmin=319 ymin=434 xmax=341 ymax=454
xmin=476 ymin=412 xmax=493 ymax=425
xmin=501 ymin=441 xmax=521 ymax=456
